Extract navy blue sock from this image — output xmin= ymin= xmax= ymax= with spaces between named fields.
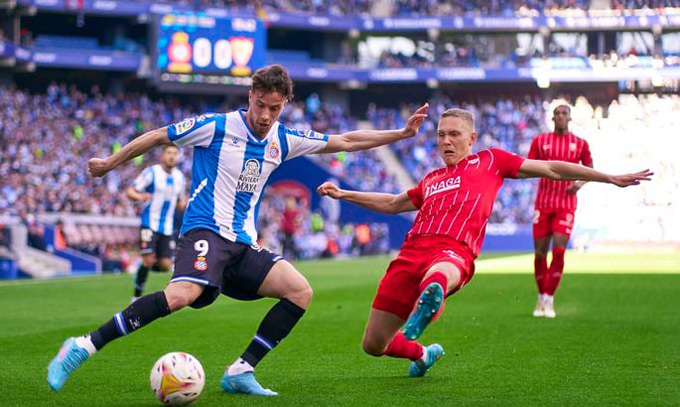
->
xmin=89 ymin=291 xmax=170 ymax=350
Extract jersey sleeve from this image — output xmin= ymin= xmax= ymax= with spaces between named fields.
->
xmin=406 ymin=178 xmax=425 ymax=209
xmin=167 ymin=113 xmax=221 ymax=148
xmin=580 ymin=139 xmax=593 ymax=166
xmin=528 ymin=137 xmax=540 ymax=159
xmin=133 ymin=167 xmax=153 ymax=192
xmin=280 ymin=125 xmax=329 ymax=160
xmin=489 ymin=148 xmax=525 ymax=179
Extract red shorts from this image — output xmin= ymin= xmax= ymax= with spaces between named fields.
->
xmin=532 ymin=208 xmax=575 ymax=239
xmin=372 ymin=235 xmax=475 ymax=320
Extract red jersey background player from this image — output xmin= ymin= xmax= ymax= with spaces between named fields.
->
xmin=318 ymin=108 xmax=651 ymax=377
xmin=528 ymin=105 xmax=593 ymax=318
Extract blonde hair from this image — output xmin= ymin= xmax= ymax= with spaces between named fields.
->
xmin=441 ymin=108 xmax=475 ymax=132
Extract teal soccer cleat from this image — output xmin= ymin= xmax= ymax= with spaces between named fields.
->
xmin=47 ymin=338 xmax=91 ymax=391
xmin=408 ymin=344 xmax=445 ymax=377
xmin=221 ymin=371 xmax=278 ymax=396
xmin=403 ymin=282 xmax=444 ymax=340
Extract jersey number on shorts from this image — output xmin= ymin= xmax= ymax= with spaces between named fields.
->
xmin=194 ymin=240 xmax=209 ymax=256
xmin=141 ymin=229 xmax=153 ymax=242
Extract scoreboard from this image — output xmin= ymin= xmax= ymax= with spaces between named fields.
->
xmin=156 ymin=13 xmax=266 ymax=82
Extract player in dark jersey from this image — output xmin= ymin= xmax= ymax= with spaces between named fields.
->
xmin=528 ymin=105 xmax=593 ymax=317
xmin=318 ymin=108 xmax=651 ymax=377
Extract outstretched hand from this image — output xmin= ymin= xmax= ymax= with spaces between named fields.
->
xmin=609 ymin=169 xmax=653 ymax=187
xmin=317 ymin=182 xmax=344 ymax=199
xmin=88 ymin=158 xmax=111 ymax=178
xmin=402 ymin=103 xmax=429 ymax=138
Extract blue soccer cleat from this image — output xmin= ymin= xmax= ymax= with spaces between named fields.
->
xmin=408 ymin=344 xmax=445 ymax=377
xmin=221 ymin=371 xmax=278 ymax=396
xmin=403 ymin=282 xmax=444 ymax=340
xmin=47 ymin=338 xmax=91 ymax=391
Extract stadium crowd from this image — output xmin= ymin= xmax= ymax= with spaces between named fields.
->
xmin=147 ymin=0 xmax=680 ymax=15
xmin=1 ymin=82 xmax=676 ymax=266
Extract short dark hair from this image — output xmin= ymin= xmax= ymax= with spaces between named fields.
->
xmin=553 ymin=104 xmax=571 ymax=115
xmin=162 ymin=144 xmax=179 ymax=151
xmin=251 ymin=64 xmax=294 ymax=101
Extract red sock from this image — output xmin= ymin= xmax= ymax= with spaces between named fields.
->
xmin=384 ymin=332 xmax=424 ymax=361
xmin=418 ymin=272 xmax=448 ymax=321
xmin=534 ymin=256 xmax=548 ymax=295
xmin=546 ymin=247 xmax=566 ymax=296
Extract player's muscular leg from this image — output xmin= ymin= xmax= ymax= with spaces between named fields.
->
xmin=362 ymin=309 xmax=406 ymax=356
xmin=164 ymin=281 xmax=204 ymax=312
xmin=534 ymin=237 xmax=551 ymax=258
xmin=422 ymin=262 xmax=462 ymax=293
xmin=552 ymin=233 xmax=569 ymax=249
xmin=257 ymin=260 xmax=313 ymax=309
xmin=142 ymin=253 xmax=157 ymax=268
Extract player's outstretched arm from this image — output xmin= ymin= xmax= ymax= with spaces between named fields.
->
xmin=318 ymin=103 xmax=429 ymax=154
xmin=516 ymin=159 xmax=653 ymax=187
xmin=88 ymin=127 xmax=171 ymax=178
xmin=317 ymin=182 xmax=417 ymax=214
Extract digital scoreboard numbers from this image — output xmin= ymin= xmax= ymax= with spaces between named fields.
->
xmin=157 ymin=13 xmax=266 ymax=78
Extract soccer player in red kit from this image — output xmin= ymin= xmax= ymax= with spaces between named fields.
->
xmin=317 ymin=108 xmax=651 ymax=377
xmin=528 ymin=105 xmax=592 ymax=318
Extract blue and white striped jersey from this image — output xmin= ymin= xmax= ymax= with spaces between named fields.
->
xmin=168 ymin=109 xmax=328 ymax=245
xmin=133 ymin=164 xmax=186 ymax=236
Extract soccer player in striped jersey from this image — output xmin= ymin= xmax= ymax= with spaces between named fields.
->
xmin=317 ymin=108 xmax=650 ymax=377
xmin=127 ymin=145 xmax=187 ymax=303
xmin=528 ymin=104 xmax=593 ymax=318
xmin=47 ymin=64 xmax=429 ymax=396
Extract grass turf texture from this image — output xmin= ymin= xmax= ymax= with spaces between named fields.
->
xmin=1 ymin=253 xmax=678 ymax=406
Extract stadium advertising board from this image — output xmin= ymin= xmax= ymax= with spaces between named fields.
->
xmin=157 ymin=13 xmax=266 ymax=80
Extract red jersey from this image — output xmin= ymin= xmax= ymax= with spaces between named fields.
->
xmin=528 ymin=132 xmax=593 ymax=211
xmin=406 ymin=148 xmax=524 ymax=258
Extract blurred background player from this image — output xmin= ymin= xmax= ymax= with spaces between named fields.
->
xmin=47 ymin=64 xmax=428 ymax=396
xmin=528 ymin=105 xmax=593 ymax=318
xmin=126 ymin=144 xmax=186 ymax=303
xmin=318 ymin=108 xmax=650 ymax=378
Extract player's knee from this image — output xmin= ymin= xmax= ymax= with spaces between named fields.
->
xmin=362 ymin=337 xmax=386 ymax=357
xmin=286 ymin=283 xmax=313 ymax=309
xmin=158 ymin=258 xmax=172 ymax=271
xmin=164 ymin=283 xmax=202 ymax=311
xmin=143 ymin=255 xmax=156 ymax=268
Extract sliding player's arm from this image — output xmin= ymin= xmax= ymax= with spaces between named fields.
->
xmin=317 ymin=182 xmax=417 ymax=214
xmin=318 ymin=103 xmax=429 ymax=154
xmin=89 ymin=127 xmax=170 ymax=178
xmin=516 ymin=159 xmax=652 ymax=188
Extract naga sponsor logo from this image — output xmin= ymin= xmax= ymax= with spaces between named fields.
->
xmin=237 ymin=159 xmax=261 ymax=192
xmin=425 ymin=176 xmax=461 ymax=198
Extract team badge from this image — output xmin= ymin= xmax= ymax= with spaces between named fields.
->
xmin=269 ymin=142 xmax=280 ymax=159
xmin=194 ymin=256 xmax=207 ymax=271
xmin=569 ymin=142 xmax=577 ymax=151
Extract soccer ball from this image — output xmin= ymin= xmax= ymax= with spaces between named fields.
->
xmin=150 ymin=352 xmax=205 ymax=406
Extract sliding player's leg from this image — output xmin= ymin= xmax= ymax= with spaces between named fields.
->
xmin=403 ymin=261 xmax=462 ymax=341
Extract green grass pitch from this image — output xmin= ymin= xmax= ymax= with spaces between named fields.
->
xmin=1 ymin=253 xmax=678 ymax=406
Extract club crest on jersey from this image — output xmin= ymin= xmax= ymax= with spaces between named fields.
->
xmin=426 ymin=176 xmax=461 ymax=198
xmin=269 ymin=141 xmax=280 ymax=159
xmin=237 ymin=159 xmax=261 ymax=192
xmin=194 ymin=256 xmax=207 ymax=271
xmin=569 ymin=142 xmax=577 ymax=151
xmin=174 ymin=118 xmax=195 ymax=135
